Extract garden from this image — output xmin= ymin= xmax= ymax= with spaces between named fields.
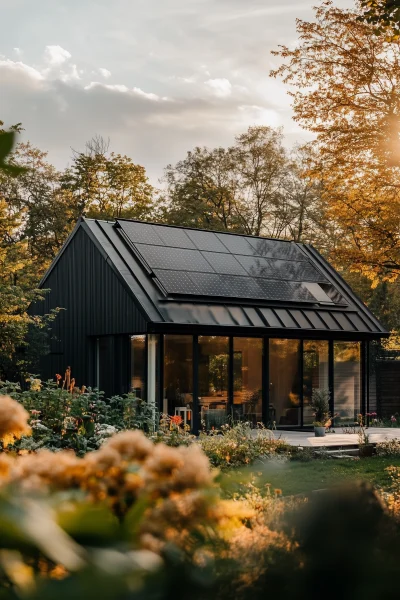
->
xmin=1 ymin=377 xmax=400 ymax=598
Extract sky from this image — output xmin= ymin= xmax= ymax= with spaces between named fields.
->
xmin=0 ymin=0 xmax=353 ymax=183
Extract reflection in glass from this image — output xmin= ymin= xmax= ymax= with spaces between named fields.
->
xmin=131 ymin=335 xmax=146 ymax=398
xmin=199 ymin=336 xmax=229 ymax=430
xmin=269 ymin=339 xmax=301 ymax=427
xmin=164 ymin=335 xmax=193 ymax=426
xmin=303 ymin=341 xmax=329 ymax=425
xmin=233 ymin=338 xmax=262 ymax=425
xmin=334 ymin=342 xmax=361 ymax=424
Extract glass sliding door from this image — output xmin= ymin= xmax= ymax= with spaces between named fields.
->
xmin=334 ymin=341 xmax=361 ymax=425
xmin=198 ymin=336 xmax=229 ymax=430
xmin=233 ymin=337 xmax=262 ymax=425
xmin=164 ymin=335 xmax=193 ymax=426
xmin=269 ymin=339 xmax=301 ymax=427
xmin=130 ymin=335 xmax=146 ymax=398
xmin=303 ymin=341 xmax=330 ymax=426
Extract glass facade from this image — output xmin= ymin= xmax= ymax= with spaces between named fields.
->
xmin=303 ymin=341 xmax=330 ymax=426
xmin=334 ymin=341 xmax=361 ymax=425
xmin=163 ymin=335 xmax=193 ymax=426
xmin=122 ymin=334 xmax=366 ymax=431
xmin=198 ymin=336 xmax=229 ymax=430
xmin=130 ymin=335 xmax=146 ymax=398
xmin=233 ymin=337 xmax=263 ymax=425
xmin=269 ymin=339 xmax=302 ymax=427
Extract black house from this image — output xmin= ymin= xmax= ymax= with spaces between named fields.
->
xmin=34 ymin=217 xmax=388 ymax=431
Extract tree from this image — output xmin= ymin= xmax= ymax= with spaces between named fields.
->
xmin=0 ymin=129 xmax=59 ymax=380
xmin=62 ymin=137 xmax=154 ymax=221
xmin=160 ymin=126 xmax=321 ymax=239
xmin=159 ymin=145 xmax=242 ymax=231
xmin=359 ymin=0 xmax=400 ymax=37
xmin=271 ymin=0 xmax=400 ymax=286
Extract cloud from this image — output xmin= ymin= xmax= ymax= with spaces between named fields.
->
xmin=44 ymin=45 xmax=71 ymax=66
xmin=204 ymin=78 xmax=232 ymax=98
xmin=13 ymin=47 xmax=22 ymax=57
xmin=98 ymin=67 xmax=111 ymax=78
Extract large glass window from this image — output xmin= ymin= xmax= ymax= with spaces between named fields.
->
xmin=199 ymin=336 xmax=229 ymax=430
xmin=269 ymin=339 xmax=301 ymax=427
xmin=164 ymin=335 xmax=193 ymax=426
xmin=233 ymin=337 xmax=262 ymax=425
xmin=131 ymin=335 xmax=146 ymax=399
xmin=334 ymin=341 xmax=361 ymax=425
xmin=303 ymin=341 xmax=330 ymax=426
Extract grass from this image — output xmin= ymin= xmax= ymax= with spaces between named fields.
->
xmin=248 ymin=456 xmax=400 ymax=496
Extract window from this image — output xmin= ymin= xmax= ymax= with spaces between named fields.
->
xmin=164 ymin=335 xmax=193 ymax=425
xmin=334 ymin=341 xmax=361 ymax=425
xmin=131 ymin=335 xmax=146 ymax=399
xmin=233 ymin=337 xmax=263 ymax=425
xmin=269 ymin=339 xmax=301 ymax=427
xmin=303 ymin=341 xmax=329 ymax=425
xmin=198 ymin=336 xmax=229 ymax=430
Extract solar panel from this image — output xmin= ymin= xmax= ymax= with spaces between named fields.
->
xmin=119 ymin=220 xmax=164 ymax=245
xmin=247 ymin=237 xmax=305 ymax=260
xmin=116 ymin=220 xmax=343 ymax=306
xmin=135 ymin=245 xmax=214 ymax=272
xmin=154 ymin=225 xmax=196 ymax=249
xmin=185 ymin=229 xmax=228 ymax=252
xmin=235 ymin=255 xmax=275 ymax=278
xmin=202 ymin=252 xmax=247 ymax=275
xmin=269 ymin=260 xmax=328 ymax=283
xmin=216 ymin=233 xmax=256 ymax=255
xmin=153 ymin=270 xmax=200 ymax=295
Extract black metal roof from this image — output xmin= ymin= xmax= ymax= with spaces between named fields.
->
xmin=40 ymin=217 xmax=388 ymax=339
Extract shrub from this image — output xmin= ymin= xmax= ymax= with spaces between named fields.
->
xmin=198 ymin=423 xmax=289 ymax=469
xmin=376 ymin=439 xmax=400 ymax=457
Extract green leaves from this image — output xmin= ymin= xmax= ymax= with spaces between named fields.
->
xmin=0 ymin=131 xmax=27 ymax=177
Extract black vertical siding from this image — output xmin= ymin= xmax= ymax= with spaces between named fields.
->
xmin=31 ymin=226 xmax=148 ymax=389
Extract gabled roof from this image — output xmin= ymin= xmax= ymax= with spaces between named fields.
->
xmin=40 ymin=217 xmax=388 ymax=339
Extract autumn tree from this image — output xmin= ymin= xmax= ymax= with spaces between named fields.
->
xmin=0 ymin=130 xmax=58 ymax=380
xmin=359 ymin=0 xmax=400 ymax=36
xmin=62 ymin=136 xmax=154 ymax=221
xmin=271 ymin=0 xmax=400 ymax=286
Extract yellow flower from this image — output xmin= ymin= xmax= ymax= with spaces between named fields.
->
xmin=0 ymin=396 xmax=31 ymax=441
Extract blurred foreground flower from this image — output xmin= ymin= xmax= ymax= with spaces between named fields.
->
xmin=0 ymin=395 xmax=31 ymax=444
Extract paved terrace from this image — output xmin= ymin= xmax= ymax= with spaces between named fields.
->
xmin=272 ymin=427 xmax=400 ymax=447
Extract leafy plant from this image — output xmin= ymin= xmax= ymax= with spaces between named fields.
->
xmin=309 ymin=388 xmax=331 ymax=427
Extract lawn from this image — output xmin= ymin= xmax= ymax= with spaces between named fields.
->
xmin=248 ymin=456 xmax=400 ymax=496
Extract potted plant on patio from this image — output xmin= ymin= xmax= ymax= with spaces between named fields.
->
xmin=358 ymin=413 xmax=374 ymax=457
xmin=310 ymin=388 xmax=331 ymax=437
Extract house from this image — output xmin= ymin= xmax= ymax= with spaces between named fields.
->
xmin=33 ymin=217 xmax=388 ymax=431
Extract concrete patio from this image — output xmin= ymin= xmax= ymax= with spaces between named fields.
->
xmin=272 ymin=427 xmax=400 ymax=447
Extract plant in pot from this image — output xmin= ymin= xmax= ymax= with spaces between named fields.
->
xmin=310 ymin=388 xmax=331 ymax=437
xmin=357 ymin=413 xmax=374 ymax=457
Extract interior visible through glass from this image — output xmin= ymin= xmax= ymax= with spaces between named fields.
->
xmin=198 ymin=336 xmax=229 ymax=430
xmin=233 ymin=337 xmax=263 ymax=425
xmin=334 ymin=341 xmax=361 ymax=425
xmin=163 ymin=335 xmax=193 ymax=427
xmin=269 ymin=339 xmax=301 ymax=427
xmin=303 ymin=340 xmax=330 ymax=425
xmin=130 ymin=335 xmax=146 ymax=398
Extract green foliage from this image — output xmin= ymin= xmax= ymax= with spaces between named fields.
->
xmin=198 ymin=423 xmax=289 ymax=469
xmin=0 ymin=379 xmax=157 ymax=455
xmin=309 ymin=388 xmax=331 ymax=427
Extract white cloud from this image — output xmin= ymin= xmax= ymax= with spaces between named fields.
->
xmin=98 ymin=67 xmax=111 ymax=78
xmin=0 ymin=58 xmax=43 ymax=82
xmin=13 ymin=47 xmax=22 ymax=57
xmin=44 ymin=45 xmax=71 ymax=66
xmin=205 ymin=78 xmax=232 ymax=98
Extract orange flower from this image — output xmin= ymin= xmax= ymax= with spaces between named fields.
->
xmin=170 ymin=416 xmax=183 ymax=425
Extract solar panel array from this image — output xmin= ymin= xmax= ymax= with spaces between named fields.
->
xmin=117 ymin=220 xmax=343 ymax=305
